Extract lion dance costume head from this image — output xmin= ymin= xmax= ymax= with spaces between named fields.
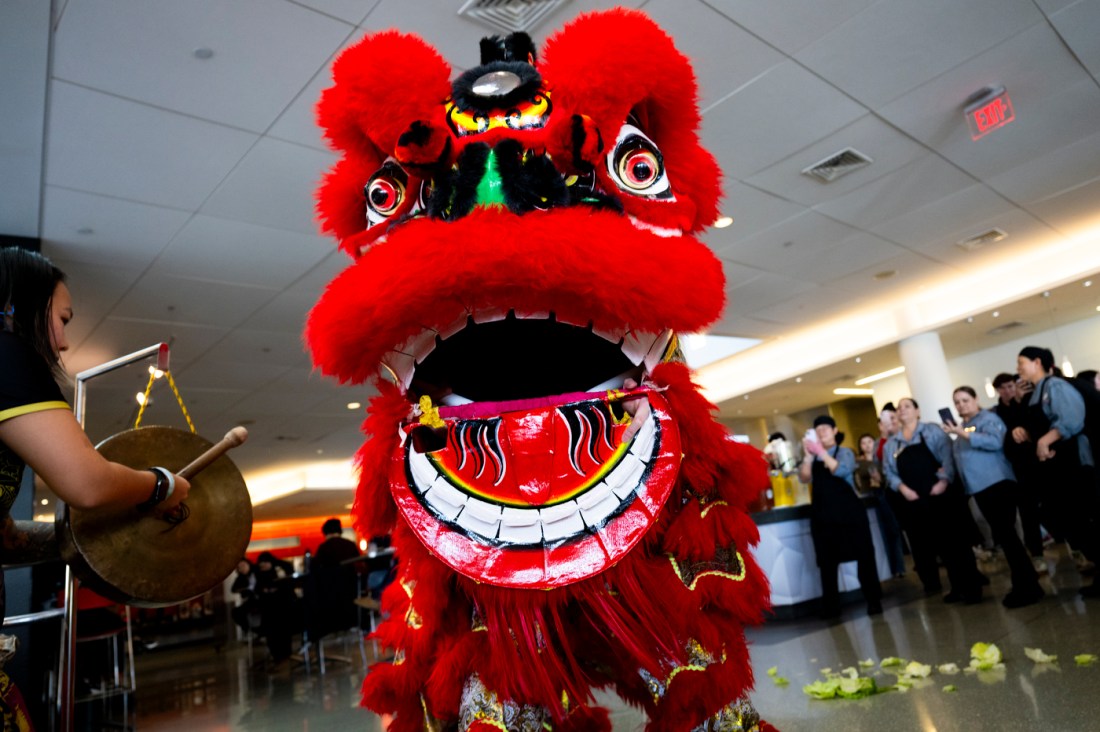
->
xmin=307 ymin=8 xmax=775 ymax=731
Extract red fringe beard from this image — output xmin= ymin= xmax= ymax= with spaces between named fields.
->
xmin=357 ymin=362 xmax=772 ymax=731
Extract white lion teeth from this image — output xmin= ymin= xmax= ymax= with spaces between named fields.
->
xmin=643 ymin=330 xmax=674 ymax=373
xmin=398 ymin=329 xmax=437 ymax=364
xmin=592 ymin=323 xmax=627 ymax=345
xmin=471 ymin=306 xmax=510 ymax=324
xmin=621 ymin=330 xmax=660 ymax=366
xmin=408 ymin=407 xmax=657 ymax=546
xmin=381 ymin=351 xmax=416 ymax=390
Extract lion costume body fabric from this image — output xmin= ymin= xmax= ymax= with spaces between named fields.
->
xmin=306 ymin=9 xmax=776 ymax=731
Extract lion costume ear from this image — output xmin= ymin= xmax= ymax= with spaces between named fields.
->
xmin=315 ymin=31 xmax=453 ymax=257
xmin=540 ymin=9 xmax=721 ymax=233
xmin=317 ymin=30 xmax=452 ymax=159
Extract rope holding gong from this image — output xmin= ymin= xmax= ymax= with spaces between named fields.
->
xmin=133 ymin=369 xmax=197 ymax=433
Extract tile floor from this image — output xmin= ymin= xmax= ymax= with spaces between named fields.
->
xmin=101 ymin=545 xmax=1098 ymax=731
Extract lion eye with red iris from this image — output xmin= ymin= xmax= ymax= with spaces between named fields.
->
xmin=364 ymin=162 xmax=409 ymax=227
xmin=607 ymin=124 xmax=673 ymax=200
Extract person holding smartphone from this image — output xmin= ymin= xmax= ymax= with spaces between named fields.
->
xmin=883 ymin=398 xmax=983 ymax=603
xmin=1014 ymin=346 xmax=1099 ymax=598
xmin=799 ymin=416 xmax=882 ymax=618
xmin=945 ymin=386 xmax=1044 ymax=608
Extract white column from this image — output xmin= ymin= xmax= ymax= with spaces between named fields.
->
xmin=898 ymin=331 xmax=956 ymax=421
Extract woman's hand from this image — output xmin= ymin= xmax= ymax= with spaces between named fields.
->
xmin=155 ymin=473 xmax=191 ymax=512
xmin=1036 ymin=436 xmax=1057 ymax=462
xmin=1011 ymin=426 xmax=1031 ymax=444
xmin=942 ymin=421 xmax=967 ymax=438
xmin=899 ymin=484 xmax=920 ymax=502
xmin=929 ymin=479 xmax=948 ymax=496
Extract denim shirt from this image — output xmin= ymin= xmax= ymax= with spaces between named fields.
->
xmin=814 ymin=445 xmax=857 ymax=488
xmin=1029 ymin=376 xmax=1094 ymax=466
xmin=951 ymin=409 xmax=1016 ymax=495
xmin=883 ymin=422 xmax=955 ymax=492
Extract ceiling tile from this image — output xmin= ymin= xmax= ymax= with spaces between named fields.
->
xmin=200 ymin=137 xmax=336 ymax=234
xmin=52 ymin=0 xmax=355 ymax=132
xmin=153 ymin=215 xmax=331 ymax=289
xmin=109 ymin=272 xmax=279 ymax=329
xmin=746 ymin=114 xmax=928 ymax=205
xmin=715 ymin=210 xmax=862 ymax=276
xmin=173 ymin=357 xmax=291 ymax=393
xmin=749 ymin=287 xmax=856 ymax=325
xmin=877 ymin=23 xmax=1100 ymax=180
xmin=702 ymin=0 xmax=877 ymax=55
xmin=66 ymin=318 xmax=230 ymax=377
xmin=870 ymin=184 xmax=1016 ymax=250
xmin=45 ymin=82 xmax=258 ymax=210
xmin=702 ymin=181 xmax=803 ymax=246
xmin=1026 ymin=175 xmax=1100 ymax=235
xmin=986 ymin=128 xmax=1100 ymax=207
xmin=702 ymin=61 xmax=865 ymax=178
xmin=200 ymin=327 xmax=311 ymax=369
xmin=42 ymin=188 xmax=190 ymax=268
xmin=907 ymin=208 xmax=1061 ymax=267
xmin=814 ymin=153 xmax=975 ymax=230
xmin=1050 ymin=0 xmax=1100 ymax=79
xmin=44 ymin=256 xmax=144 ymax=351
xmin=794 ymin=0 xmax=1043 ymax=107
xmin=296 ymin=0 xmax=381 ymax=25
xmin=726 ymin=271 xmax=818 ymax=314
xmin=706 ymin=313 xmax=788 ymax=339
xmin=643 ymin=0 xmax=785 ymax=109
xmin=823 ymin=250 xmax=957 ymax=295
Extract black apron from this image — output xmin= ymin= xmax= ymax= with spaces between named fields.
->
xmin=810 ymin=448 xmax=872 ymax=567
xmin=1021 ymin=378 xmax=1082 ymax=474
xmin=894 ymin=430 xmax=941 ymax=498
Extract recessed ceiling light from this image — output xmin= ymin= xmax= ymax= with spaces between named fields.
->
xmin=966 ymin=316 xmax=974 ymax=323
xmin=193 ymin=47 xmax=214 ymax=60
xmin=873 ymin=270 xmax=897 ymax=280
xmin=713 ymin=215 xmax=733 ymax=228
xmin=1042 ymin=291 xmax=1051 ymax=298
xmin=992 ymin=311 xmax=1000 ymax=318
xmin=795 ymin=377 xmax=802 ymax=383
xmin=1082 ymin=280 xmax=1092 ymax=287
xmin=40 ymin=499 xmax=48 ymax=506
xmin=743 ymin=394 xmax=750 ymax=400
xmin=855 ymin=366 xmax=906 ymax=385
xmin=347 ymin=402 xmax=361 ymax=410
xmin=855 ymin=357 xmax=862 ymax=364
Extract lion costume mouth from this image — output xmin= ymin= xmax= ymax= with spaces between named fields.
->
xmin=388 ymin=311 xmax=682 ymax=588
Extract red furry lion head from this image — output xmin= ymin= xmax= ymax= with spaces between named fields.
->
xmin=307 ymin=9 xmax=733 ymax=590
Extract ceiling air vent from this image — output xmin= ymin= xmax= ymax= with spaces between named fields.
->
xmin=457 ymin=0 xmax=571 ymax=34
xmin=801 ymin=148 xmax=873 ymax=183
xmin=956 ymin=228 xmax=1007 ymax=252
xmin=987 ymin=321 xmax=1026 ymax=336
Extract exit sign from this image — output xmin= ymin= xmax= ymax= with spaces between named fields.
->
xmin=965 ymin=87 xmax=1015 ymax=140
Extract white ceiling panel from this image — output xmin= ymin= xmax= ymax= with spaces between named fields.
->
xmin=199 ymin=137 xmax=336 ymax=234
xmin=701 ymin=61 xmax=865 ymax=178
xmin=109 ymin=273 xmax=278 ymax=329
xmin=297 ymin=0 xmax=381 ymax=25
xmin=1034 ymin=0 xmax=1080 ymax=14
xmin=726 ymin=271 xmax=818 ymax=314
xmin=745 ymin=114 xmax=928 ymax=206
xmin=794 ymin=0 xmax=1043 ymax=108
xmin=153 ymin=215 xmax=331 ymax=289
xmin=173 ymin=357 xmax=291 ymax=393
xmin=877 ymin=23 xmax=1100 ymax=180
xmin=715 ymin=210 xmax=863 ymax=278
xmin=707 ymin=312 xmax=789 ymax=339
xmin=702 ymin=0 xmax=878 ymax=55
xmin=905 ymin=208 xmax=1061 ymax=268
xmin=703 ymin=181 xmax=803 ymax=245
xmin=1026 ymin=175 xmax=1100 ymax=234
xmin=225 ymin=386 xmax=332 ymax=418
xmin=870 ymin=183 xmax=1016 ymax=252
xmin=643 ymin=0 xmax=785 ymax=109
xmin=792 ymin=231 xmax=909 ymax=283
xmin=1050 ymin=0 xmax=1100 ymax=80
xmin=52 ymin=0 xmax=355 ymax=132
xmin=46 ymin=82 xmax=258 ymax=210
xmin=986 ymin=129 xmax=1100 ymax=207
xmin=749 ymin=286 xmax=857 ymax=325
xmin=41 ymin=188 xmax=191 ymax=268
xmin=814 ymin=153 xmax=976 ymax=230
xmin=823 ymin=250 xmax=957 ymax=296
xmin=714 ymin=260 xmax=770 ymax=290
xmin=200 ymin=328 xmax=312 ymax=369
xmin=267 ymin=43 xmax=353 ymax=151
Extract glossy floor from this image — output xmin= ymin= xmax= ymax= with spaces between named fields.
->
xmin=113 ymin=546 xmax=1098 ymax=731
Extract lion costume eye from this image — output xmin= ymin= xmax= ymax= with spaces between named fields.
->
xmin=607 ymin=124 xmax=673 ymax=200
xmin=364 ymin=161 xmax=409 ymax=227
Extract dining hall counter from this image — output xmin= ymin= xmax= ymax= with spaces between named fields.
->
xmin=751 ymin=496 xmax=892 ymax=618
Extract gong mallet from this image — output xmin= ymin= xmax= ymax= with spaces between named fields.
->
xmin=161 ymin=426 xmax=249 ymax=523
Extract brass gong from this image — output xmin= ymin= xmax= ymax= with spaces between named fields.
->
xmin=57 ymin=426 xmax=253 ymax=608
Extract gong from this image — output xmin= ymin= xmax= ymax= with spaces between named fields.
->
xmin=57 ymin=426 xmax=252 ymax=608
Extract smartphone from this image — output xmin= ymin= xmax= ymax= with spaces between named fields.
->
xmin=938 ymin=407 xmax=956 ymax=426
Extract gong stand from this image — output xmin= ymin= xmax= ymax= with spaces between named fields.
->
xmin=57 ymin=342 xmax=170 ymax=732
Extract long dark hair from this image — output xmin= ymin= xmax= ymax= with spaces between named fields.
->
xmin=0 ymin=247 xmax=67 ymax=376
